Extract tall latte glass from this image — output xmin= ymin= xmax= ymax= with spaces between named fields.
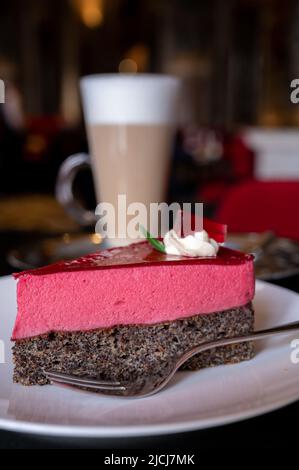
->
xmin=56 ymin=74 xmax=181 ymax=246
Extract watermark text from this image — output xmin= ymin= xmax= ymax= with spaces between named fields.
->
xmin=0 ymin=340 xmax=5 ymax=364
xmin=95 ymin=195 xmax=203 ymax=240
xmin=290 ymin=339 xmax=299 ymax=364
xmin=0 ymin=80 xmax=5 ymax=104
xmin=290 ymin=78 xmax=299 ymax=103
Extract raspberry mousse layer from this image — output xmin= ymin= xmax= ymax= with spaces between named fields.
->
xmin=12 ymin=242 xmax=254 ymax=341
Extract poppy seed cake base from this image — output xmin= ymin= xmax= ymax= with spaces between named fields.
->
xmin=13 ymin=303 xmax=254 ymax=387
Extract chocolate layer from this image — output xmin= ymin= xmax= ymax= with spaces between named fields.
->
xmin=13 ymin=303 xmax=254 ymax=387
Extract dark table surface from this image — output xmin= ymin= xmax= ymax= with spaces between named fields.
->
xmin=0 ymin=231 xmax=298 ymax=450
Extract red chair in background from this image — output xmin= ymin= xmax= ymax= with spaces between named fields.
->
xmin=216 ymin=180 xmax=299 ymax=241
xmin=198 ymin=134 xmax=255 ymax=206
xmin=24 ymin=115 xmax=64 ymax=162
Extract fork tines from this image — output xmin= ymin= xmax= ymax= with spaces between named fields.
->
xmin=46 ymin=370 xmax=126 ymax=392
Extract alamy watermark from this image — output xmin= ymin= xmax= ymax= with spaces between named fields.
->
xmin=95 ymin=195 xmax=203 ymax=240
xmin=0 ymin=340 xmax=5 ymax=364
xmin=290 ymin=78 xmax=299 ymax=103
xmin=0 ymin=79 xmax=5 ymax=104
xmin=290 ymin=339 xmax=299 ymax=364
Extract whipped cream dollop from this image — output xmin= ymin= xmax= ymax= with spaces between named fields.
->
xmin=163 ymin=230 xmax=219 ymax=258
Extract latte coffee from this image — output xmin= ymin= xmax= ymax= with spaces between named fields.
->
xmin=57 ymin=75 xmax=181 ymax=245
xmin=88 ymin=123 xmax=175 ymax=209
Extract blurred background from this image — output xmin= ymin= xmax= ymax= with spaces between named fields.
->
xmin=0 ymin=0 xmax=299 ymax=282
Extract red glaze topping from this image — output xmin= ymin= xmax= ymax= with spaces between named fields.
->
xmin=14 ymin=241 xmax=253 ymax=279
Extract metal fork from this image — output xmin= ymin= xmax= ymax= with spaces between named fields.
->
xmin=46 ymin=320 xmax=299 ymax=399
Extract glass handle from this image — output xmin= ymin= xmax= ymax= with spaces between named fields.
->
xmin=56 ymin=153 xmax=97 ymax=226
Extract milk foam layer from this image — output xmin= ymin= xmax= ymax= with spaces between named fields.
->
xmin=80 ymin=74 xmax=181 ymax=125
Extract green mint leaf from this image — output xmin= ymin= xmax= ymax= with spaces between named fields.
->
xmin=139 ymin=225 xmax=166 ymax=254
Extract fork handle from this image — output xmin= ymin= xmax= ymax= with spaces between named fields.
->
xmin=177 ymin=320 xmax=299 ymax=368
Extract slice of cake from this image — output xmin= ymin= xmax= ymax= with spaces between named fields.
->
xmin=12 ymin=239 xmax=255 ymax=387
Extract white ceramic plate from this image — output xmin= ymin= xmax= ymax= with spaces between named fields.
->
xmin=0 ymin=276 xmax=299 ymax=438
